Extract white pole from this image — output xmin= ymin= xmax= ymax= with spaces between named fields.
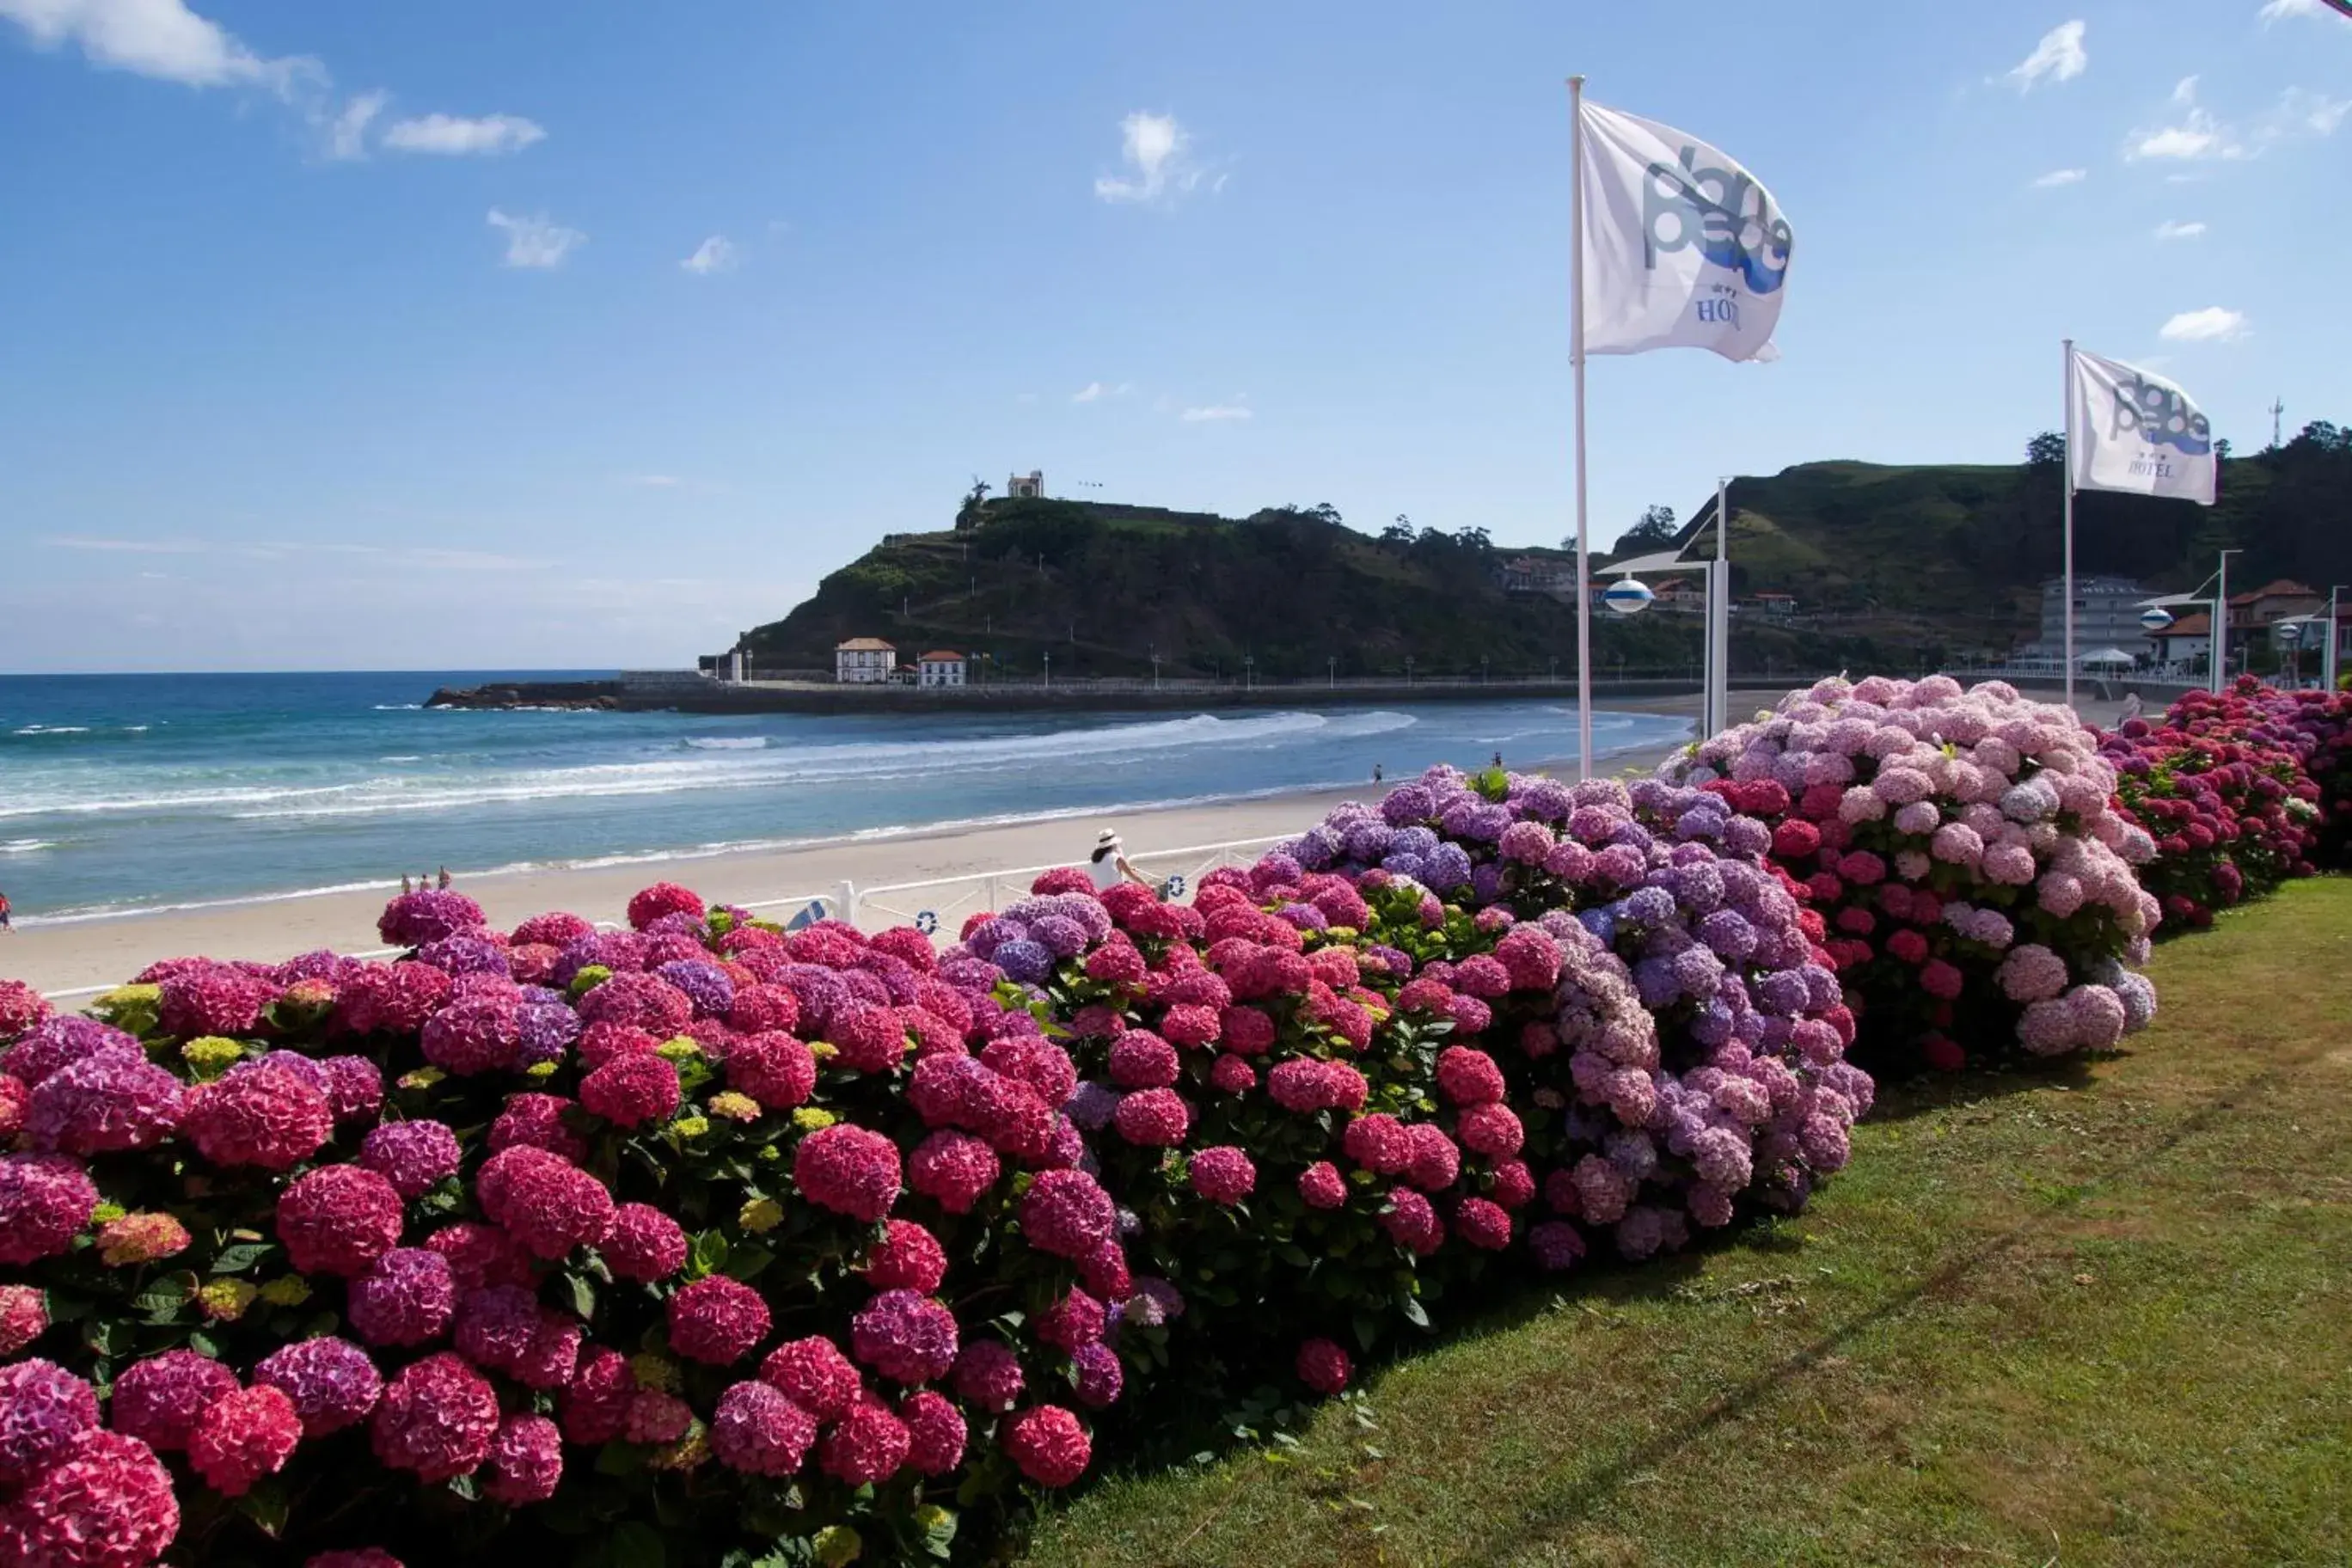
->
xmin=2213 ymin=549 xmax=2231 ymax=696
xmin=2328 ymin=586 xmax=2341 ymax=692
xmin=1569 ymin=76 xmax=1594 ymax=781
xmin=1711 ymin=475 xmax=1730 ymax=737
xmin=2061 ymin=338 xmax=2077 ymax=714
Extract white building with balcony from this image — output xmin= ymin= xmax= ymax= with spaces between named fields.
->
xmin=916 ymin=650 xmax=967 ymax=688
xmin=835 ymin=638 xmax=897 ymax=683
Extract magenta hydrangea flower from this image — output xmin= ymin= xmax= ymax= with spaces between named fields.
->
xmin=711 ymin=1380 xmax=818 ymax=1477
xmin=419 ymin=992 xmax=522 ymax=1076
xmin=379 ymin=889 xmax=488 ymax=947
xmin=1435 ymin=1045 xmax=1506 ymax=1106
xmin=851 ymin=1289 xmax=959 ymax=1385
xmin=107 ymin=1351 xmax=237 ymax=1455
xmin=275 ymin=1165 xmax=406 ymax=1277
xmin=187 ymin=1384 xmax=302 ymax=1499
xmin=557 ymin=1348 xmax=635 ymax=1446
xmin=1019 ymin=1167 xmax=1115 ymax=1259
xmin=601 ymin=1202 xmax=689 ymax=1283
xmin=1297 ymin=1161 xmax=1348 ymax=1210
xmin=1112 ymin=1087 xmax=1191 ymax=1147
xmin=158 ymin=965 xmax=277 ymax=1039
xmin=475 ymin=1144 xmax=615 ymax=1259
xmin=0 ymin=1358 xmax=101 ymax=1485
xmin=0 ymin=1284 xmax=47 ymax=1357
xmin=482 ymin=1413 xmax=564 ymax=1505
xmin=819 ymin=1397 xmax=911 ymax=1486
xmin=370 ymin=1353 xmax=499 ymax=1483
xmin=347 ymin=1247 xmax=457 ymax=1347
xmin=909 ymin=1130 xmax=1001 ymax=1214
xmin=669 ymin=1275 xmax=773 ymax=1366
xmin=726 ymin=1030 xmax=818 ymax=1111
xmin=579 ymin=1051 xmax=683 ymax=1130
xmin=951 ymin=1339 xmax=1026 ymax=1412
xmin=1295 ymin=1338 xmax=1352 ymax=1395
xmin=1002 ymin=1405 xmax=1091 ymax=1487
xmin=182 ymin=1065 xmax=333 ymax=1171
xmin=1107 ymin=1031 xmax=1179 ymax=1089
xmin=358 ymin=1118 xmax=462 ymax=1198
xmin=862 ymin=1218 xmax=948 ymax=1294
xmin=0 ymin=1152 xmax=99 ymax=1266
xmin=626 ymin=881 xmax=705 ymax=931
xmin=1069 ymin=1341 xmax=1124 ymax=1410
xmin=793 ymin=1122 xmax=903 ymax=1222
xmin=253 ymin=1337 xmax=383 ymax=1437
xmin=759 ymin=1336 xmax=861 ymax=1421
xmin=25 ymin=1050 xmax=184 ymax=1156
xmin=1379 ymin=1189 xmax=1444 ymax=1256
xmin=1188 ymin=1145 xmax=1256 ymax=1205
xmin=900 ymin=1389 xmax=967 ymax=1475
xmin=0 ymin=978 xmax=52 ymax=1044
xmin=0 ymin=1429 xmax=181 ymax=1568
xmin=1454 ymin=1195 xmax=1514 ymax=1250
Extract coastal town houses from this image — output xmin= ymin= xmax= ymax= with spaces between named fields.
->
xmin=2026 ymin=574 xmax=2153 ymax=660
xmin=2148 ymin=612 xmax=2214 ymax=670
xmin=834 ymin=638 xmax=897 ymax=683
xmin=916 ymin=650 xmax=967 ymax=688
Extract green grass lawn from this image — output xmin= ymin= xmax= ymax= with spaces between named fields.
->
xmin=1018 ymin=879 xmax=2352 ymax=1568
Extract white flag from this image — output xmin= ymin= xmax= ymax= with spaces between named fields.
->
xmin=1577 ymin=101 xmax=1792 ymax=363
xmin=2069 ymin=348 xmax=2218 ymax=505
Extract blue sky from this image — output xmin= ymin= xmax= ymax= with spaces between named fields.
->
xmin=2 ymin=1 xmax=2345 ymax=673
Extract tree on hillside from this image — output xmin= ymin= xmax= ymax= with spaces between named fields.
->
xmin=2025 ymin=431 xmax=2065 ymax=469
xmin=1381 ymin=514 xmax=1416 ymax=546
xmin=1599 ymin=504 xmax=1677 ymax=553
xmin=955 ymin=478 xmax=991 ymax=531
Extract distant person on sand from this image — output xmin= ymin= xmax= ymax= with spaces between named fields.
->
xmin=1492 ymin=750 xmax=1504 ymax=768
xmin=1087 ymin=830 xmax=1152 ymax=893
xmin=401 ymin=874 xmax=413 ymax=895
xmin=0 ymin=890 xmax=11 ymax=931
xmin=2121 ymin=692 xmax=2142 ymax=723
xmin=1372 ymin=763 xmax=1383 ymax=783
xmin=437 ymin=867 xmax=451 ymax=890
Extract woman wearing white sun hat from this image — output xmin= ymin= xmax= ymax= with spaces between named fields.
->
xmin=1086 ymin=829 xmax=1153 ymax=893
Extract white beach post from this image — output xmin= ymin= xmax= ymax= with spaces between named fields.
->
xmin=1708 ymin=475 xmax=1731 ymax=738
xmin=1568 ymin=76 xmax=1595 ymax=781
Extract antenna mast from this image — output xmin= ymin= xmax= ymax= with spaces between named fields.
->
xmin=2270 ymin=397 xmax=2286 ymax=450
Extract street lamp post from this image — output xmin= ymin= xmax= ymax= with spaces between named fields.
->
xmin=1326 ymin=655 xmax=1336 ymax=689
xmin=1150 ymin=645 xmax=1161 ymax=691
xmin=2329 ymin=585 xmax=2349 ymax=692
xmin=1244 ymin=654 xmax=1255 ymax=692
xmin=1404 ymin=655 xmax=1414 ymax=687
xmin=1480 ymin=655 xmax=1490 ymax=684
xmin=2213 ymin=548 xmax=2244 ymax=695
xmin=1043 ymin=650 xmax=1050 ymax=692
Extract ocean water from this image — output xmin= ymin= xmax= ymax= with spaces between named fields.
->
xmin=0 ymin=672 xmax=1692 ymax=922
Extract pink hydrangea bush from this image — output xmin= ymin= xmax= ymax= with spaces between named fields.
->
xmin=0 ymin=893 xmax=1111 ymax=1565
xmin=1664 ymin=676 xmax=2159 ymax=1070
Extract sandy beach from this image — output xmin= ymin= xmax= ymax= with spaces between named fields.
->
xmin=2 ymin=689 xmax=2131 ymax=998
xmin=6 ymin=699 xmax=1718 ymax=997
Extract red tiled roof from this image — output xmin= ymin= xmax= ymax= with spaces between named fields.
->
xmin=2155 ymin=612 xmax=2212 ymax=636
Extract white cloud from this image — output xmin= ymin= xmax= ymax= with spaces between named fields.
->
xmin=383 ymin=113 xmax=545 ymax=156
xmin=1180 ymin=403 xmax=1253 ymax=423
xmin=679 ymin=236 xmax=738 ymax=275
xmin=2006 ymin=21 xmax=2087 ymax=90
xmin=0 ymin=0 xmax=313 ymax=91
xmin=2128 ymin=107 xmax=2240 ymax=160
xmin=325 ymin=89 xmax=387 ymax=160
xmin=2159 ymin=306 xmax=2250 ymax=342
xmin=1094 ymin=111 xmax=1213 ymax=204
xmin=1071 ymin=382 xmax=1132 ymax=403
xmin=2275 ymin=87 xmax=2351 ymax=136
xmin=2172 ymin=76 xmax=2200 ymax=107
xmin=2031 ymin=167 xmax=2088 ymax=187
xmin=487 ymin=209 xmax=585 ymax=269
xmin=2260 ymin=0 xmax=2328 ymax=22
xmin=40 ymin=534 xmax=207 ymax=554
xmin=2154 ymin=219 xmax=2208 ymax=239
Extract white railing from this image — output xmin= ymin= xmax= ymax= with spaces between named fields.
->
xmin=34 ymin=838 xmax=1298 ymax=1003
xmin=824 ymin=835 xmax=1293 ymax=937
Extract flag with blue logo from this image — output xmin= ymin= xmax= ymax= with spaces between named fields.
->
xmin=1577 ymin=101 xmax=1792 ymax=363
xmin=2069 ymin=348 xmax=2218 ymax=505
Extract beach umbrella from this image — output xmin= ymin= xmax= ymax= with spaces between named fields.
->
xmin=2077 ymin=647 xmax=2136 ymax=667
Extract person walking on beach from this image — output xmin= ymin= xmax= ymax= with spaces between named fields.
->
xmin=2121 ymin=692 xmax=2142 ymax=723
xmin=1087 ymin=830 xmax=1153 ymax=893
xmin=1372 ymin=763 xmax=1383 ymax=783
xmin=0 ymin=889 xmax=11 ymax=932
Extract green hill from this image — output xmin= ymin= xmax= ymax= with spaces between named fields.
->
xmin=738 ymin=424 xmax=2352 ymax=681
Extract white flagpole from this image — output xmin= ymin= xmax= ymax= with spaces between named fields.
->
xmin=1569 ymin=76 xmax=1594 ymax=781
xmin=2213 ymin=549 xmax=2231 ymax=696
xmin=2061 ymin=339 xmax=2077 ymax=713
xmin=1711 ymin=475 xmax=1730 ymax=737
